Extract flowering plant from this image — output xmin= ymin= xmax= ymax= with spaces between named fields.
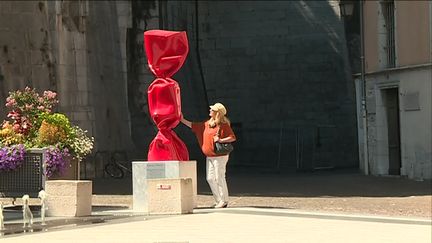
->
xmin=0 ymin=87 xmax=94 ymax=177
xmin=5 ymin=87 xmax=58 ymax=140
xmin=0 ymin=144 xmax=26 ymax=171
xmin=44 ymin=146 xmax=71 ymax=178
xmin=67 ymin=126 xmax=94 ymax=162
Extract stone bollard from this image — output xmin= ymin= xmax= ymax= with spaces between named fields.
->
xmin=45 ymin=180 xmax=92 ymax=217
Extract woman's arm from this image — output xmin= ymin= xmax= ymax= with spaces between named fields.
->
xmin=215 ymin=123 xmax=236 ymax=143
xmin=180 ymin=114 xmax=192 ymax=128
xmin=217 ymin=136 xmax=236 ymax=143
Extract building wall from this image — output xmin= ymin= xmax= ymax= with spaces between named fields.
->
xmin=364 ymin=1 xmax=380 ymax=72
xmin=398 ymin=69 xmax=431 ymax=179
xmin=1 ymin=0 xmax=360 ymax=174
xmin=159 ymin=0 xmax=359 ymax=170
xmin=360 ymin=1 xmax=432 ymax=180
xmin=430 ymin=1 xmax=432 ymax=61
xmin=0 ymin=1 xmax=134 ymax=177
xmin=396 ymin=1 xmax=431 ymax=66
xmin=0 ymin=1 xmax=54 ymax=107
xmin=364 ymin=1 xmax=431 ymax=71
xmin=363 ymin=66 xmax=431 ymax=179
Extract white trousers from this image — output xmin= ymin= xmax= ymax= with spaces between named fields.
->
xmin=206 ymin=155 xmax=229 ymax=203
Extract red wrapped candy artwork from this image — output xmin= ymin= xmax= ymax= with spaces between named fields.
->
xmin=144 ymin=30 xmax=189 ymax=161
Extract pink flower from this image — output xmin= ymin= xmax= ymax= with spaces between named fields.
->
xmin=12 ymin=124 xmax=20 ymax=132
xmin=37 ymin=105 xmax=45 ymax=111
xmin=7 ymin=111 xmax=20 ymax=120
xmin=5 ymin=98 xmax=16 ymax=107
xmin=43 ymin=91 xmax=57 ymax=99
xmin=25 ymin=104 xmax=33 ymax=110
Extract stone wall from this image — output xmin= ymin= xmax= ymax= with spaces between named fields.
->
xmin=0 ymin=1 xmax=56 ymax=106
xmin=160 ymin=0 xmax=359 ymax=170
xmin=1 ymin=0 xmax=359 ymax=174
xmin=362 ymin=66 xmax=432 ymax=180
xmin=0 ymin=1 xmax=134 ymax=177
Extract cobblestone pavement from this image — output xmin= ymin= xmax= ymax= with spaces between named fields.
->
xmin=92 ymin=169 xmax=432 ymax=219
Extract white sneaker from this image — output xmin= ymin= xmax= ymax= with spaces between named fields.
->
xmin=214 ymin=201 xmax=228 ymax=208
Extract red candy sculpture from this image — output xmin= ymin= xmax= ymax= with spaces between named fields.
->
xmin=144 ymin=30 xmax=189 ymax=161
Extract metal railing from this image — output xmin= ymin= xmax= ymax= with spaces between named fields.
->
xmin=0 ymin=149 xmax=45 ymax=198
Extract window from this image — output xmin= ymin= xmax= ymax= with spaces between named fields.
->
xmin=381 ymin=0 xmax=396 ymax=68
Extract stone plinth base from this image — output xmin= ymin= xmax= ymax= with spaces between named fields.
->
xmin=147 ymin=178 xmax=193 ymax=214
xmin=132 ymin=161 xmax=197 ymax=213
xmin=45 ymin=180 xmax=92 ymax=217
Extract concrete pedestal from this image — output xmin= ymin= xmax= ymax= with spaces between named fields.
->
xmin=147 ymin=178 xmax=193 ymax=214
xmin=132 ymin=161 xmax=197 ymax=213
xmin=45 ymin=180 xmax=92 ymax=217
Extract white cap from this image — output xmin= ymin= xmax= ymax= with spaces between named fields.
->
xmin=210 ymin=102 xmax=227 ymax=115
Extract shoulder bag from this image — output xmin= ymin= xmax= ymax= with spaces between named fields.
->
xmin=214 ymin=126 xmax=234 ymax=155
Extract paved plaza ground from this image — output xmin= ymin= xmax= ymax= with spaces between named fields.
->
xmin=1 ymin=207 xmax=431 ymax=242
xmin=92 ymin=169 xmax=432 ymax=219
xmin=1 ymin=169 xmax=431 ymax=242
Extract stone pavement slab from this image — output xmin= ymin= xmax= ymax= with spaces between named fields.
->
xmin=1 ymin=207 xmax=430 ymax=243
xmin=91 ymin=170 xmax=432 ymax=218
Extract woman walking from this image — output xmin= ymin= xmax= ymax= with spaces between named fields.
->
xmin=181 ymin=103 xmax=236 ymax=208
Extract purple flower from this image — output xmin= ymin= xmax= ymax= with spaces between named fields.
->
xmin=0 ymin=144 xmax=26 ymax=172
xmin=44 ymin=146 xmax=70 ymax=178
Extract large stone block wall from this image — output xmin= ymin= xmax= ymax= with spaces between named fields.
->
xmin=0 ymin=1 xmax=55 ymax=106
xmin=160 ymin=0 xmax=359 ymax=169
xmin=0 ymin=1 xmax=134 ymax=174
xmin=1 ymin=0 xmax=360 ymax=173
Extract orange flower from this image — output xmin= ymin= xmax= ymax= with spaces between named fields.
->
xmin=38 ymin=121 xmax=67 ymax=145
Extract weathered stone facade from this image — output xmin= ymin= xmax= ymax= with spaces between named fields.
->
xmin=355 ymin=65 xmax=432 ymax=180
xmin=157 ymin=1 xmax=358 ymax=170
xmin=1 ymin=1 xmax=359 ymax=175
xmin=354 ymin=1 xmax=432 ymax=180
xmin=0 ymin=1 xmax=134 ymax=177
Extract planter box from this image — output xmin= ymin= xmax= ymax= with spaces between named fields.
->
xmin=0 ymin=148 xmax=79 ymax=198
xmin=45 ymin=180 xmax=92 ymax=217
xmin=0 ymin=149 xmax=46 ymax=198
